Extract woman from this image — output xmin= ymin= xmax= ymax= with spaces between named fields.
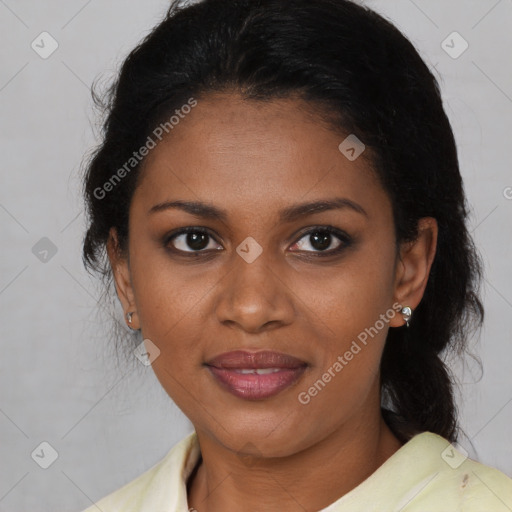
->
xmin=80 ymin=0 xmax=512 ymax=510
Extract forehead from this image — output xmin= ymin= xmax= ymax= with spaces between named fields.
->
xmin=132 ymin=92 xmax=387 ymax=220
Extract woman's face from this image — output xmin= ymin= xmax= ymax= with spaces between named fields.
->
xmin=110 ymin=92 xmax=431 ymax=457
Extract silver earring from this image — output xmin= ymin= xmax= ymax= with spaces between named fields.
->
xmin=126 ymin=312 xmax=134 ymax=325
xmin=401 ymin=306 xmax=412 ymax=327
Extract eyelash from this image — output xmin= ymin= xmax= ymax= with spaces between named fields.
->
xmin=163 ymin=225 xmax=352 ymax=258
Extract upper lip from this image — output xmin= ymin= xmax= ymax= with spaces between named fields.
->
xmin=205 ymin=350 xmax=308 ymax=369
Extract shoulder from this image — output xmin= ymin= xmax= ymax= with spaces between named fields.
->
xmin=434 ymin=458 xmax=512 ymax=510
xmin=397 ymin=432 xmax=512 ymax=512
xmin=80 ymin=431 xmax=200 ymax=512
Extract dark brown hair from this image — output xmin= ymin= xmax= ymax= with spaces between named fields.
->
xmin=82 ymin=0 xmax=484 ymax=443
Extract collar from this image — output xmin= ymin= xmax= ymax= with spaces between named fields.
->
xmin=94 ymin=429 xmax=510 ymax=511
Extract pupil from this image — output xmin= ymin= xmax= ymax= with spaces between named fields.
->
xmin=311 ymin=231 xmax=331 ymax=251
xmin=187 ymin=232 xmax=208 ymax=250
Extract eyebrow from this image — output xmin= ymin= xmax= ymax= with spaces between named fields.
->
xmin=148 ymin=197 xmax=368 ymax=222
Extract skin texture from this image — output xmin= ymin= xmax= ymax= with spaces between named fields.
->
xmin=107 ymin=92 xmax=438 ymax=511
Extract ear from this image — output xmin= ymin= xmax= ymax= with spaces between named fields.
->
xmin=107 ymin=227 xmax=139 ymax=330
xmin=389 ymin=217 xmax=438 ymax=328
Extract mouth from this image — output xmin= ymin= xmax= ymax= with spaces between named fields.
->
xmin=204 ymin=350 xmax=308 ymax=400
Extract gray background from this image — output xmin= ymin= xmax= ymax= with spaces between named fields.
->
xmin=0 ymin=0 xmax=511 ymax=510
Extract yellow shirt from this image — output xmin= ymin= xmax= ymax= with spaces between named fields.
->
xmin=82 ymin=430 xmax=512 ymax=511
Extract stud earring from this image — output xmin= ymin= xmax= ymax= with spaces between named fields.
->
xmin=126 ymin=311 xmax=135 ymax=327
xmin=401 ymin=306 xmax=412 ymax=327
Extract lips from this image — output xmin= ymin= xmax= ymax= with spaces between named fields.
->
xmin=205 ymin=350 xmax=308 ymax=400
xmin=206 ymin=350 xmax=307 ymax=369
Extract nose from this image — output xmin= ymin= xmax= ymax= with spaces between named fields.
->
xmin=214 ymin=249 xmax=295 ymax=334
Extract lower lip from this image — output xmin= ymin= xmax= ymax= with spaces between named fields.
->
xmin=206 ymin=366 xmax=307 ymax=400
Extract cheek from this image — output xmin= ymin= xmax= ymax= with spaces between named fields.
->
xmin=295 ymin=237 xmax=397 ymax=393
xmin=128 ymin=255 xmax=218 ymax=401
xmin=294 ymin=281 xmax=393 ymax=427
xmin=133 ymin=262 xmax=212 ymax=416
xmin=299 ymin=238 xmax=396 ymax=342
xmin=129 ymin=241 xmax=216 ymax=335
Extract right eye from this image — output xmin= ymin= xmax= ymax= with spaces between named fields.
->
xmin=165 ymin=227 xmax=223 ymax=253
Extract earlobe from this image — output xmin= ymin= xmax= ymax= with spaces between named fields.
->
xmin=389 ymin=217 xmax=438 ymax=328
xmin=107 ymin=227 xmax=139 ymax=330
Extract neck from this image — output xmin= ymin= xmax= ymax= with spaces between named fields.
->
xmin=187 ymin=409 xmax=403 ymax=512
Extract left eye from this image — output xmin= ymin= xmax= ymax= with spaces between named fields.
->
xmin=290 ymin=228 xmax=347 ymax=253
